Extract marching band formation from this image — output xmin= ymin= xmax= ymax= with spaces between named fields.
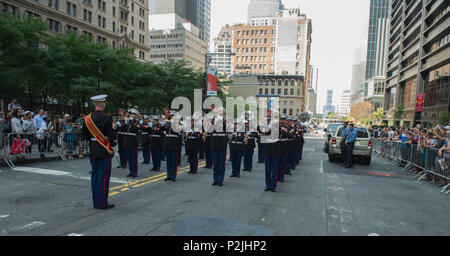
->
xmin=82 ymin=95 xmax=307 ymax=210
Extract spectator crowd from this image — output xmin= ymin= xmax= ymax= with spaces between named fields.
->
xmin=0 ymin=99 xmax=86 ymax=160
xmin=370 ymin=122 xmax=450 ymax=188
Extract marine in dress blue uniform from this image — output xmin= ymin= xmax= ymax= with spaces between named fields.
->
xmin=149 ymin=116 xmax=165 ymax=171
xmin=140 ymin=116 xmax=152 ymax=165
xmin=229 ymin=130 xmax=245 ymax=178
xmin=185 ymin=124 xmax=201 ymax=174
xmin=81 ymin=95 xmax=116 ymax=209
xmin=163 ymin=124 xmax=182 ymax=181
xmin=209 ymin=118 xmax=228 ymax=186
xmin=243 ymin=131 xmax=257 ymax=172
xmin=264 ymin=122 xmax=280 ymax=192
xmin=121 ymin=110 xmax=139 ymax=177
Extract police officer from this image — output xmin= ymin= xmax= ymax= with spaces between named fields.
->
xmin=344 ymin=123 xmax=358 ymax=168
xmin=141 ymin=115 xmax=152 ymax=165
xmin=150 ymin=116 xmax=164 ymax=172
xmin=163 ymin=124 xmax=182 ymax=181
xmin=185 ymin=121 xmax=202 ymax=174
xmin=229 ymin=128 xmax=245 ymax=178
xmin=121 ymin=110 xmax=139 ymax=177
xmin=81 ymin=95 xmax=116 ymax=209
xmin=264 ymin=121 xmax=280 ymax=192
xmin=340 ymin=122 xmax=350 ymax=166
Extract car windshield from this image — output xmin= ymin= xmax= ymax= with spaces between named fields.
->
xmin=337 ymin=128 xmax=370 ymax=138
xmin=327 ymin=124 xmax=342 ymax=134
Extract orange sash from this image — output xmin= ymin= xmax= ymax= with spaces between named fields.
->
xmin=85 ymin=113 xmax=114 ymax=155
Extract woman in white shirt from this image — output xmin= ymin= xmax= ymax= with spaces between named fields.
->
xmin=10 ymin=110 xmax=23 ymax=136
xmin=22 ymin=111 xmax=35 ymax=154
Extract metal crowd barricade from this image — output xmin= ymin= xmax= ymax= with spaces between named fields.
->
xmin=373 ymin=139 xmax=449 ymax=194
xmin=2 ymin=131 xmax=89 ymax=169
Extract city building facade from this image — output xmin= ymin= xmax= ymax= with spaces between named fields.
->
xmin=308 ymin=86 xmax=317 ymax=114
xmin=322 ymin=90 xmax=335 ymax=114
xmin=232 ymin=23 xmax=277 ymax=75
xmin=365 ymin=0 xmax=391 ymax=81
xmin=384 ymin=0 xmax=449 ymax=127
xmin=363 ymin=0 xmax=391 ymax=110
xmin=210 ymin=24 xmax=234 ymax=77
xmin=149 ymin=13 xmax=207 ymax=70
xmin=350 ymin=61 xmax=366 ymax=107
xmin=247 ymin=0 xmax=283 ymax=22
xmin=1 ymin=0 xmax=150 ymax=61
xmin=338 ymin=90 xmax=351 ymax=116
xmin=149 ymin=0 xmax=210 ymax=46
xmin=228 ymin=74 xmax=307 ymax=117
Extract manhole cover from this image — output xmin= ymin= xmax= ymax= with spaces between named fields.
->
xmin=172 ymin=217 xmax=273 ymax=236
xmin=14 ymin=196 xmax=50 ymax=204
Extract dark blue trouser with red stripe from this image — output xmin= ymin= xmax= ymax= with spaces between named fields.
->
xmin=124 ymin=147 xmax=138 ymax=176
xmin=90 ymin=157 xmax=112 ymax=209
xmin=265 ymin=156 xmax=278 ymax=190
xmin=118 ymin=143 xmax=127 ymax=168
xmin=165 ymin=150 xmax=178 ymax=179
xmin=142 ymin=143 xmax=151 ymax=164
xmin=187 ymin=150 xmax=199 ymax=173
xmin=278 ymin=153 xmax=287 ymax=182
xmin=212 ymin=150 xmax=226 ymax=183
xmin=230 ymin=150 xmax=243 ymax=176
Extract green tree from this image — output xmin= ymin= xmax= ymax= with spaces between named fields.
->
xmin=437 ymin=111 xmax=450 ymax=125
xmin=394 ymin=104 xmax=405 ymax=120
xmin=373 ymin=107 xmax=385 ymax=124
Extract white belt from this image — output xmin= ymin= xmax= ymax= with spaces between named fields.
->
xmin=166 ymin=135 xmax=178 ymax=137
xmin=91 ymin=138 xmax=97 ymax=141
xmin=152 ymin=135 xmax=161 ymax=137
xmin=212 ymin=134 xmax=226 ymax=136
xmin=141 ymin=132 xmax=148 ymax=135
xmin=188 ymin=137 xmax=199 ymax=139
xmin=123 ymin=133 xmax=136 ymax=136
xmin=231 ymin=142 xmax=243 ymax=144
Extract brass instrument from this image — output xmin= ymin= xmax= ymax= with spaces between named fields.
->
xmin=245 ymin=133 xmax=249 ymax=145
xmin=203 ymin=131 xmax=208 ymax=142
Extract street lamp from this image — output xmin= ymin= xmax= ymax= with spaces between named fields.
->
xmin=204 ymin=52 xmax=236 ymax=101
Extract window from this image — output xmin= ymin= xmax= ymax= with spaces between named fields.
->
xmin=284 ymin=89 xmax=288 ymax=95
xmin=291 ymin=80 xmax=295 ymax=86
xmin=112 ymin=6 xmax=115 ymax=16
xmin=290 ymin=89 xmax=294 ymax=95
xmin=284 ymin=80 xmax=288 ymax=86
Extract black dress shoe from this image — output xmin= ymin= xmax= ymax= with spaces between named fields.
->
xmin=171 ymin=178 xmax=176 ymax=182
xmin=212 ymin=182 xmax=218 ymax=186
xmin=271 ymin=189 xmax=276 ymax=192
xmin=96 ymin=204 xmax=115 ymax=210
xmin=264 ymin=188 xmax=271 ymax=192
xmin=217 ymin=183 xmax=223 ymax=186
xmin=126 ymin=174 xmax=133 ymax=177
xmin=188 ymin=171 xmax=193 ymax=174
xmin=230 ymin=175 xmax=236 ymax=177
xmin=164 ymin=177 xmax=172 ymax=181
xmin=286 ymin=172 xmax=292 ymax=175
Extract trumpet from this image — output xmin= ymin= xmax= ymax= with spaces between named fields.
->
xmin=245 ymin=133 xmax=249 ymax=145
xmin=203 ymin=132 xmax=208 ymax=142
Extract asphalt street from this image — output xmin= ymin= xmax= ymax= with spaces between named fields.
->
xmin=0 ymin=138 xmax=449 ymax=236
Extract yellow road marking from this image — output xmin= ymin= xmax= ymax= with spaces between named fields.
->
xmin=108 ymin=162 xmax=206 ymax=196
xmin=109 ymin=161 xmax=206 ymax=191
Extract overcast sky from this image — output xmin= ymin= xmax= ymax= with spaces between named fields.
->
xmin=210 ymin=0 xmax=370 ymax=113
